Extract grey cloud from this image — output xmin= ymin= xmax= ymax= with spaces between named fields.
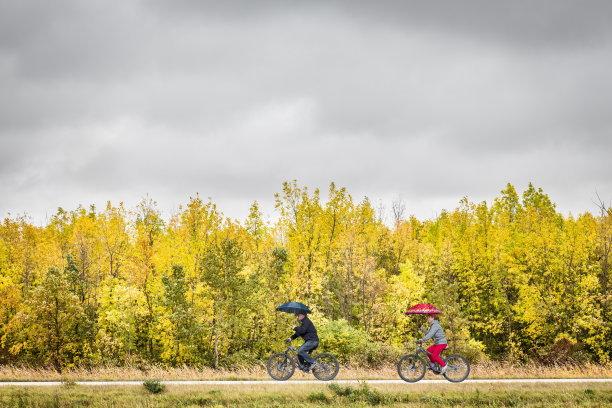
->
xmin=3 ymin=0 xmax=611 ymax=146
xmin=350 ymin=1 xmax=612 ymax=49
xmin=0 ymin=1 xmax=155 ymax=80
xmin=148 ymin=0 xmax=612 ymax=49
xmin=0 ymin=0 xmax=611 ymax=222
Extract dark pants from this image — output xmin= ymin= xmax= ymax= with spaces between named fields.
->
xmin=297 ymin=340 xmax=318 ymax=365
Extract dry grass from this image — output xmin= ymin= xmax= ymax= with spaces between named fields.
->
xmin=0 ymin=361 xmax=610 ymax=382
xmin=470 ymin=361 xmax=612 ymax=379
xmin=331 ymin=362 xmax=612 ymax=380
xmin=0 ymin=364 xmax=265 ymax=382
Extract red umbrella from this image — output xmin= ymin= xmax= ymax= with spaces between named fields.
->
xmin=405 ymin=303 xmax=442 ymax=315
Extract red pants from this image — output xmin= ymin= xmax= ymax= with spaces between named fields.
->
xmin=427 ymin=344 xmax=447 ymax=367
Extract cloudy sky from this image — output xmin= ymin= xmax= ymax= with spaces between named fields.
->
xmin=1 ymin=0 xmax=611 ymax=224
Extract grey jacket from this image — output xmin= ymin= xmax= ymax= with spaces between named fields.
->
xmin=420 ymin=320 xmax=447 ymax=345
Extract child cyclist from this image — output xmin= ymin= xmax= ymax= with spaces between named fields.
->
xmin=419 ymin=313 xmax=448 ymax=374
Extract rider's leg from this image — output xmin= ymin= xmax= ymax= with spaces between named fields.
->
xmin=427 ymin=344 xmax=448 ymax=367
xmin=297 ymin=340 xmax=319 ymax=365
xmin=426 ymin=345 xmax=436 ymax=365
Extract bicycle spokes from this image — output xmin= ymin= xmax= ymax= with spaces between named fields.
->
xmin=442 ymin=355 xmax=470 ymax=383
xmin=315 ymin=358 xmax=332 ymax=375
xmin=273 ymin=357 xmax=290 ymax=374
xmin=312 ymin=353 xmax=339 ymax=381
xmin=267 ymin=353 xmax=295 ymax=381
xmin=397 ymin=354 xmax=426 ymax=383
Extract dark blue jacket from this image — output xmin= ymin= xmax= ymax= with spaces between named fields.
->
xmin=291 ymin=316 xmax=319 ymax=342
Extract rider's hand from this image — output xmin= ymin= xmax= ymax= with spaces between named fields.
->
xmin=292 ymin=325 xmax=296 ymax=329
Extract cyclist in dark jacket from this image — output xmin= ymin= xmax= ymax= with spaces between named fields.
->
xmin=287 ymin=313 xmax=319 ymax=370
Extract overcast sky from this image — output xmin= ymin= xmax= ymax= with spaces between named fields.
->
xmin=1 ymin=0 xmax=611 ymax=225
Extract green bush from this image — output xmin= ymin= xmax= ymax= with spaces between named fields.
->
xmin=318 ymin=319 xmax=403 ymax=366
xmin=318 ymin=319 xmax=375 ymax=364
xmin=327 ymin=383 xmax=389 ymax=405
xmin=142 ymin=379 xmax=166 ymax=394
xmin=307 ymin=391 xmax=329 ymax=403
xmin=451 ymin=338 xmax=488 ymax=363
xmin=328 ymin=383 xmax=354 ymax=396
xmin=350 ymin=384 xmax=388 ymax=405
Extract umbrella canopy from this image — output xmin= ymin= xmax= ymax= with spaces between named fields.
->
xmin=405 ymin=303 xmax=442 ymax=315
xmin=276 ymin=302 xmax=312 ymax=315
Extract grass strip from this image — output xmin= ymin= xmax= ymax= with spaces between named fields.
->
xmin=0 ymin=381 xmax=611 ymax=407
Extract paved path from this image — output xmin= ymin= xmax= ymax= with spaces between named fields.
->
xmin=0 ymin=378 xmax=610 ymax=386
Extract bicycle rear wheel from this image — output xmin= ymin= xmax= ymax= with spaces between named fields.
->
xmin=267 ymin=353 xmax=295 ymax=381
xmin=312 ymin=353 xmax=339 ymax=381
xmin=397 ymin=354 xmax=426 ymax=382
xmin=443 ymin=354 xmax=470 ymax=383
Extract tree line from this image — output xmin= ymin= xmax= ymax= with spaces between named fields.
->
xmin=0 ymin=181 xmax=610 ymax=371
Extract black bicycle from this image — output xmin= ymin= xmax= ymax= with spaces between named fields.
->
xmin=397 ymin=340 xmax=470 ymax=383
xmin=267 ymin=339 xmax=339 ymax=381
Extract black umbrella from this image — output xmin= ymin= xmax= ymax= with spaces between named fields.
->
xmin=276 ymin=301 xmax=311 ymax=315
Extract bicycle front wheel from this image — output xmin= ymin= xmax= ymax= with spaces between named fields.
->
xmin=312 ymin=353 xmax=339 ymax=381
xmin=443 ymin=354 xmax=470 ymax=383
xmin=267 ymin=353 xmax=295 ymax=381
xmin=397 ymin=354 xmax=426 ymax=382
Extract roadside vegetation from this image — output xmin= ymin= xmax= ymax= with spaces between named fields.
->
xmin=0 ymin=362 xmax=611 ymax=382
xmin=1 ymin=382 xmax=611 ymax=407
xmin=1 ymin=181 xmax=611 ymax=373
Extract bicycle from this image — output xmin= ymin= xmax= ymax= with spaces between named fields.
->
xmin=397 ymin=340 xmax=470 ymax=383
xmin=267 ymin=339 xmax=339 ymax=381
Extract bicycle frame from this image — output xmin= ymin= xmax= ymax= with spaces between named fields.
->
xmin=283 ymin=345 xmax=309 ymax=370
